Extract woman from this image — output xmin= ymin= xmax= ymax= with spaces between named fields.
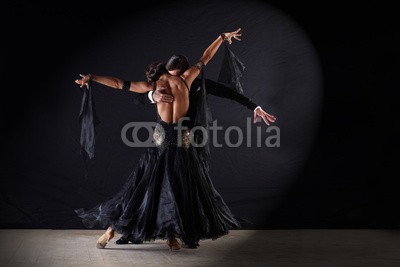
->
xmin=74 ymin=29 xmax=247 ymax=251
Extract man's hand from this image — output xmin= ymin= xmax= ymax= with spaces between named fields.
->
xmin=153 ymin=89 xmax=174 ymax=103
xmin=253 ymin=106 xmax=276 ymax=126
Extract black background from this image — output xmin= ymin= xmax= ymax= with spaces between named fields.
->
xmin=1 ymin=1 xmax=399 ymax=229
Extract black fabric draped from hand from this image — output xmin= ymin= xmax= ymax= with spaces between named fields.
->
xmin=217 ymin=42 xmax=246 ymax=94
xmin=188 ymin=42 xmax=248 ymax=163
xmin=188 ymin=67 xmax=213 ymax=163
xmin=78 ymin=78 xmax=100 ymax=174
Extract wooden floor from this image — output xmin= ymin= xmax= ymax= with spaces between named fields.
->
xmin=0 ymin=229 xmax=399 ymax=266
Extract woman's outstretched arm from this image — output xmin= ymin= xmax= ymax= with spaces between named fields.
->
xmin=75 ymin=74 xmax=153 ymax=93
xmin=181 ymin=28 xmax=242 ymax=87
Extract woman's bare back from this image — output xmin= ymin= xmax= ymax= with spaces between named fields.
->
xmin=155 ymin=74 xmax=190 ymax=123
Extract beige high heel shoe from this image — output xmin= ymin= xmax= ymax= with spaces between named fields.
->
xmin=166 ymin=237 xmax=181 ymax=251
xmin=96 ymin=227 xmax=114 ymax=249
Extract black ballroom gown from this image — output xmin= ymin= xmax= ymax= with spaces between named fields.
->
xmin=75 ymin=99 xmax=243 ymax=246
xmin=75 ymin=43 xmax=250 ymax=245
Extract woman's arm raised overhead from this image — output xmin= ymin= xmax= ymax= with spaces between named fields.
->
xmin=181 ymin=28 xmax=242 ymax=88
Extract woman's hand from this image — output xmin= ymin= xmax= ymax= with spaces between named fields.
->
xmin=75 ymin=74 xmax=91 ymax=89
xmin=222 ymin=28 xmax=242 ymax=45
xmin=253 ymin=106 xmax=276 ymax=126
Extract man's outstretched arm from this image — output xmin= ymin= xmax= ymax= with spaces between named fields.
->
xmin=202 ymin=79 xmax=276 ymax=125
xmin=203 ymin=79 xmax=258 ymax=110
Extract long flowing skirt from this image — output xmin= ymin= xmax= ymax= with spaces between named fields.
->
xmin=74 ymin=127 xmax=242 ymax=244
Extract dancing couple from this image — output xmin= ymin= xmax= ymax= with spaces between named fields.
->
xmin=74 ymin=28 xmax=276 ymax=251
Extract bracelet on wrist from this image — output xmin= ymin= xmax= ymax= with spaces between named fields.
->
xmin=85 ymin=74 xmax=92 ymax=88
xmin=195 ymin=60 xmax=205 ymax=70
xmin=220 ymin=33 xmax=227 ymax=42
xmin=122 ymin=80 xmax=131 ymax=91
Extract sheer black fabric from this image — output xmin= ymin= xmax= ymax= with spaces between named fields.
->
xmin=78 ymin=79 xmax=100 ymax=161
xmin=185 ymin=44 xmax=249 ymax=162
xmin=187 ymin=68 xmax=213 ymax=162
xmin=217 ymin=42 xmax=246 ymax=94
xmin=75 ymin=118 xmax=244 ymax=244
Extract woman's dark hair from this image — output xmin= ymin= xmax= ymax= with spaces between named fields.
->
xmin=145 ymin=61 xmax=168 ymax=82
xmin=166 ymin=55 xmax=189 ymax=75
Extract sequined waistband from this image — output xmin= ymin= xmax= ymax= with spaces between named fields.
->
xmin=153 ymin=123 xmax=191 ymax=150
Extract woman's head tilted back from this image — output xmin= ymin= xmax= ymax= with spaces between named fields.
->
xmin=166 ymin=55 xmax=189 ymax=75
xmin=146 ymin=61 xmax=168 ymax=82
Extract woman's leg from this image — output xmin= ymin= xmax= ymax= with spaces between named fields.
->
xmin=106 ymin=226 xmax=114 ymax=235
xmin=96 ymin=225 xmax=115 ymax=249
xmin=106 ymin=225 xmax=115 ymax=240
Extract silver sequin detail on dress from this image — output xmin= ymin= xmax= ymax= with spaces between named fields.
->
xmin=153 ymin=123 xmax=191 ymax=151
xmin=152 ymin=123 xmax=165 ymax=147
